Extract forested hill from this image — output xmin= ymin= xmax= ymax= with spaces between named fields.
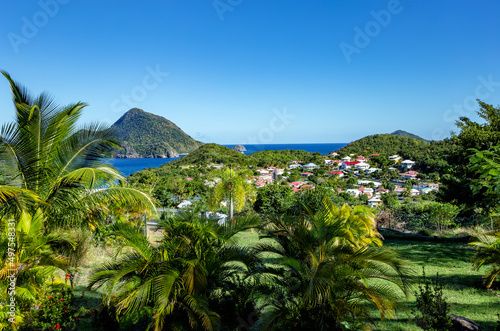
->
xmin=167 ymin=144 xmax=323 ymax=168
xmin=111 ymin=108 xmax=203 ymax=158
xmin=338 ymin=134 xmax=429 ymax=156
xmin=338 ymin=134 xmax=452 ymax=174
xmin=390 ymin=130 xmax=430 ymax=142
xmin=168 ymin=143 xmax=249 ymax=166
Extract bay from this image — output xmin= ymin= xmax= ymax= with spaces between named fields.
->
xmin=109 ymin=143 xmax=348 ymax=176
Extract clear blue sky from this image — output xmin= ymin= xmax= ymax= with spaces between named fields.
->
xmin=1 ymin=1 xmax=499 ymax=144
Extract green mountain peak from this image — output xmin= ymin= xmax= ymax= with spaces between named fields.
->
xmin=111 ymin=108 xmax=203 ymax=158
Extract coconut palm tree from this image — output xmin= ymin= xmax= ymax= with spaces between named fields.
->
xmin=0 ymin=71 xmax=155 ymax=231
xmin=208 ymin=166 xmax=254 ymax=221
xmin=88 ymin=210 xmax=263 ymax=331
xmin=469 ymin=232 xmax=500 ymax=288
xmin=0 ymin=211 xmax=76 ymax=328
xmin=256 ymin=197 xmax=413 ymax=330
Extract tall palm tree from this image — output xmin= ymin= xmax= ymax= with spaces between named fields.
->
xmin=0 ymin=71 xmax=155 ymax=231
xmin=88 ymin=211 xmax=263 ymax=330
xmin=208 ymin=166 xmax=254 ymax=221
xmin=256 ymin=197 xmax=412 ymax=330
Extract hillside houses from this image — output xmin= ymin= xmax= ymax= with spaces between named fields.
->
xmin=235 ymin=150 xmax=440 ymax=209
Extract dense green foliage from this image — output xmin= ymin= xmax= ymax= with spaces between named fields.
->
xmin=88 ymin=213 xmax=263 ymax=331
xmin=111 ymin=108 xmax=203 ymax=157
xmin=169 ymin=144 xmax=325 ymax=168
xmin=169 ymin=143 xmax=248 ymax=166
xmin=248 ymin=149 xmax=322 ymax=167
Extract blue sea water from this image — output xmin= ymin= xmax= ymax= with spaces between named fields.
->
xmin=110 ymin=143 xmax=347 ymax=176
xmin=224 ymin=143 xmax=347 ymax=155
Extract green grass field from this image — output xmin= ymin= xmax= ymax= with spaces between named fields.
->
xmin=73 ymin=233 xmax=500 ymax=330
xmin=371 ymin=240 xmax=499 ymax=330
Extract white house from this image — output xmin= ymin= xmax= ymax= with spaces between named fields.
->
xmin=355 ymin=162 xmax=370 ymax=171
xmin=345 ymin=189 xmax=361 ymax=197
xmin=401 ymin=160 xmax=415 ymax=169
xmin=341 ymin=156 xmax=352 ymax=162
xmin=366 ymin=167 xmax=381 ymax=174
xmin=340 ymin=161 xmax=360 ymax=170
xmin=357 ymin=180 xmax=381 ymax=188
xmin=177 ymin=200 xmax=193 ymax=209
xmin=367 ymin=197 xmax=382 ymax=208
xmin=329 ymin=152 xmax=339 ymax=156
xmin=303 ymin=163 xmax=320 ymax=171
xmin=330 ymin=171 xmax=344 ymax=177
xmin=388 ymin=155 xmax=401 ymax=162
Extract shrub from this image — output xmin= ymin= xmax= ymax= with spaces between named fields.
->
xmin=413 ymin=269 xmax=453 ymax=331
xmin=21 ymin=289 xmax=90 ymax=331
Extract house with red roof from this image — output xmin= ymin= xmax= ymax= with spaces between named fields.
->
xmin=340 ymin=161 xmax=360 ymax=170
xmin=330 ymin=171 xmax=344 ymax=177
xmin=400 ymin=170 xmax=419 ymax=180
xmin=300 ymin=172 xmax=313 ymax=177
xmin=289 ymin=181 xmax=304 ymax=188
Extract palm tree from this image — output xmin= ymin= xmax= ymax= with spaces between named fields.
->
xmin=0 ymin=72 xmax=156 ymax=328
xmin=88 ymin=210 xmax=263 ymax=330
xmin=0 ymin=71 xmax=155 ymax=231
xmin=469 ymin=232 xmax=500 ymax=288
xmin=256 ymin=197 xmax=412 ymax=330
xmin=208 ymin=166 xmax=254 ymax=221
xmin=0 ymin=212 xmax=76 ymax=328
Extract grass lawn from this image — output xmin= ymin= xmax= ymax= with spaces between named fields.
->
xmin=370 ymin=240 xmax=500 ymax=331
xmin=71 ymin=232 xmax=500 ymax=330
xmin=234 ymin=232 xmax=500 ymax=330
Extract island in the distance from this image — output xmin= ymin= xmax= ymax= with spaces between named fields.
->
xmin=111 ymin=108 xmax=203 ymax=158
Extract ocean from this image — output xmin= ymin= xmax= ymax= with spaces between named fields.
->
xmin=109 ymin=143 xmax=347 ymax=177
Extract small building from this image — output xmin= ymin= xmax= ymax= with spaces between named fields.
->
xmin=330 ymin=171 xmax=344 ymax=177
xmin=340 ymin=161 xmax=360 ymax=170
xmin=329 ymin=152 xmax=339 ymax=156
xmin=289 ymin=181 xmax=304 ymax=188
xmin=400 ymin=170 xmax=419 ymax=180
xmin=300 ymin=172 xmax=313 ymax=177
xmin=345 ymin=189 xmax=361 ymax=197
xmin=388 ymin=155 xmax=401 ymax=162
xmin=429 ymin=183 xmax=439 ymax=190
xmin=355 ymin=162 xmax=370 ymax=171
xmin=401 ymin=160 xmax=415 ymax=169
xmin=366 ymin=167 xmax=381 ymax=174
xmin=368 ymin=197 xmax=382 ymax=208
xmin=341 ymin=156 xmax=352 ymax=162
xmin=356 ymin=155 xmax=368 ymax=162
xmin=303 ymin=163 xmax=320 ymax=171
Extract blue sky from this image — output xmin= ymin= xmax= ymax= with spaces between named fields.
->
xmin=1 ymin=1 xmax=499 ymax=144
